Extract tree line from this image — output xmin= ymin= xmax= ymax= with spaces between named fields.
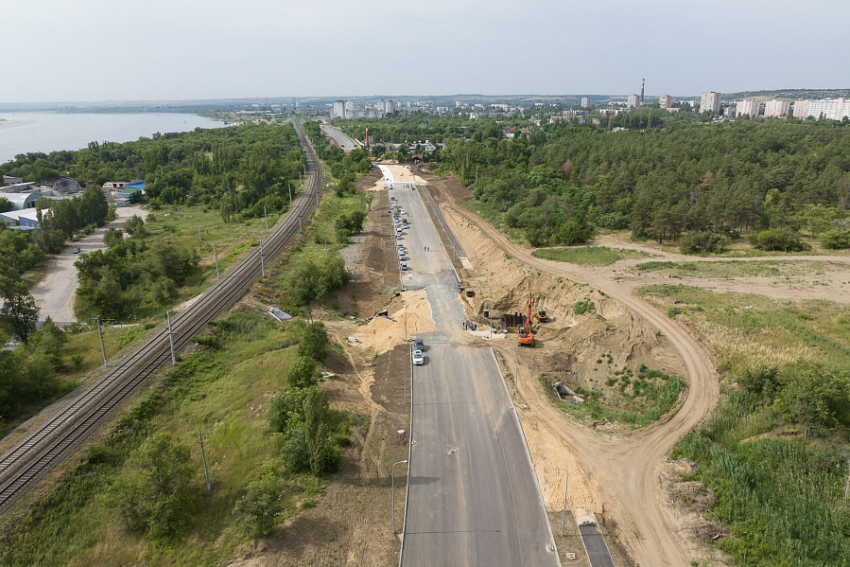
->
xmin=0 ymin=123 xmax=306 ymax=221
xmin=434 ymin=118 xmax=850 ymax=247
xmin=75 ymin=215 xmax=198 ymax=320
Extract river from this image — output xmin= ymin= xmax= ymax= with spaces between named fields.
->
xmin=0 ymin=112 xmax=226 ymax=164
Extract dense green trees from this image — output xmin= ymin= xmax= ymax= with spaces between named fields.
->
xmin=0 ymin=276 xmax=39 ymax=343
xmin=338 ymin=116 xmax=850 ymax=248
xmin=75 ymin=215 xmax=198 ymax=319
xmin=285 ymin=257 xmax=351 ymax=310
xmin=31 ymin=185 xmax=111 ymax=253
xmin=1 ymin=124 xmax=305 ymax=220
xmin=0 ymin=320 xmax=67 ymax=425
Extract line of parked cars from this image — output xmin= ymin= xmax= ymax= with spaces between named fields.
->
xmin=392 ymin=196 xmax=411 ymax=270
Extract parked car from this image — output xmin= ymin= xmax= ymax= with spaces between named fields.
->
xmin=414 ymin=338 xmax=425 ymax=351
xmin=400 ymin=263 xmax=409 ymax=271
xmin=412 ymin=349 xmax=424 ymax=365
xmin=72 ymin=247 xmax=81 ymax=254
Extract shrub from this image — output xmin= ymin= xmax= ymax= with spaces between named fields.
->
xmin=747 ymin=229 xmax=810 ymax=252
xmin=285 ymin=356 xmax=319 ymax=389
xmin=595 ymin=211 xmax=630 ymax=230
xmin=679 ymin=231 xmax=730 ymax=254
xmin=574 ymin=300 xmax=595 ymax=315
xmin=111 ymin=433 xmax=195 ymax=541
xmin=297 ymin=322 xmax=330 ymax=361
xmin=819 ymin=229 xmax=850 ymax=249
xmin=233 ymin=469 xmax=287 ymax=538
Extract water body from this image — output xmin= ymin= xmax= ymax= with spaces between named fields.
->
xmin=0 ymin=112 xmax=225 ymax=164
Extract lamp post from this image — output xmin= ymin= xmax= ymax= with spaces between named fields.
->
xmin=392 ymin=459 xmax=409 ymax=534
xmin=554 ymin=467 xmax=569 ymax=536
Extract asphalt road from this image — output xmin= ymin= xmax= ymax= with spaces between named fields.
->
xmin=579 ymin=524 xmax=616 ymax=567
xmin=320 ymin=124 xmax=360 ymax=154
xmin=30 ymin=206 xmax=148 ymax=326
xmin=390 ymin=176 xmax=559 ymax=566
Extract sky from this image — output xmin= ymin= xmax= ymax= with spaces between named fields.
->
xmin=1 ymin=0 xmax=848 ymax=103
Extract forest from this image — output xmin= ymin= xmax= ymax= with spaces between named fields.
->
xmin=438 ymin=118 xmax=850 ymax=247
xmin=0 ymin=123 xmax=306 ymax=220
xmin=340 ymin=113 xmax=850 ymax=249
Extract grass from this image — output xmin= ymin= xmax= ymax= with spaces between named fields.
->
xmin=262 ymin=188 xmax=370 ymax=316
xmin=641 ymin=284 xmax=850 ymax=566
xmin=0 ymin=313 xmax=321 ymax=567
xmin=635 ymin=260 xmax=829 ymax=278
xmin=143 ymin=203 xmax=283 ymax=299
xmin=0 ymin=183 xmax=370 ymax=564
xmin=672 ymin=389 xmax=850 ymax=567
xmin=533 ymin=246 xmax=650 ymax=266
xmin=540 ymin=364 xmax=685 ymax=429
xmin=638 ymin=284 xmax=850 ymax=373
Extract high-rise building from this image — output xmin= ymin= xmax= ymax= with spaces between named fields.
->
xmin=700 ymin=91 xmax=721 ymax=113
xmin=659 ymin=95 xmax=673 ymax=109
xmin=581 ymin=97 xmax=591 ymax=108
xmin=736 ymin=99 xmax=760 ymax=119
xmin=793 ymin=100 xmax=812 ymax=118
xmin=332 ymin=100 xmax=346 ymax=119
xmin=764 ymin=100 xmax=791 ymax=118
xmin=627 ymin=94 xmax=640 ymax=108
xmin=803 ymin=98 xmax=850 ymax=120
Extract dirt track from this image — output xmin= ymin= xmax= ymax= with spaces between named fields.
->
xmin=420 ymin=189 xmax=718 ymax=565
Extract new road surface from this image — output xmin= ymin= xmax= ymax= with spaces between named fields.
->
xmin=386 ymin=169 xmax=559 ymax=567
xmin=320 ymin=124 xmax=360 ymax=153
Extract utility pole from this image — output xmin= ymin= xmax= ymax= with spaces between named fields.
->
xmin=288 ymin=183 xmax=292 ymax=206
xmin=198 ymin=433 xmax=211 ymax=492
xmin=259 ymin=240 xmax=266 ymax=278
xmin=264 ymin=204 xmax=269 ymax=234
xmin=166 ymin=310 xmax=176 ymax=365
xmin=213 ymin=244 xmax=220 ymax=278
xmin=93 ymin=317 xmax=107 ymax=368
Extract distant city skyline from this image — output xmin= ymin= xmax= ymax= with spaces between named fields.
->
xmin=1 ymin=0 xmax=848 ymax=103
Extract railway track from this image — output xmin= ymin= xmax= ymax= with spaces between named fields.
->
xmin=0 ymin=117 xmax=323 ymax=514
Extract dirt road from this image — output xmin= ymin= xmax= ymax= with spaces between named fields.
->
xmin=30 ymin=206 xmax=148 ymax=325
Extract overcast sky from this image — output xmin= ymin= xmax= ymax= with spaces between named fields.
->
xmin=1 ymin=0 xmax=848 ymax=103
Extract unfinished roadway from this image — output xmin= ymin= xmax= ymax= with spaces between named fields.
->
xmin=386 ymin=171 xmax=559 ymax=567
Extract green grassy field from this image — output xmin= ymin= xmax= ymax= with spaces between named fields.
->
xmin=0 ymin=313 xmax=321 ymax=567
xmin=640 ymin=284 xmax=850 ymax=566
xmin=533 ymin=246 xmax=650 ymax=266
xmin=143 ymin=203 xmax=284 ymax=297
xmin=638 ymin=284 xmax=850 ymax=373
xmin=635 ymin=259 xmax=830 ymax=278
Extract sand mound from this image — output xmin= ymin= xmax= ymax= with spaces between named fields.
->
xmin=351 ymin=290 xmax=437 ymax=354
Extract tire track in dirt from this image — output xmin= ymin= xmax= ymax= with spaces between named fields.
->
xmin=450 ymin=205 xmax=720 ymax=567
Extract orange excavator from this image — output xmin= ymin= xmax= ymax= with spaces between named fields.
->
xmin=518 ymin=294 xmax=534 ymax=347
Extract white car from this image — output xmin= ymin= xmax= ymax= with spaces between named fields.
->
xmin=412 ymin=349 xmax=424 ymax=365
xmin=400 ymin=263 xmax=409 ymax=271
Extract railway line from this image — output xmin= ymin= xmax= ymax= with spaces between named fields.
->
xmin=0 ymin=117 xmax=323 ymax=514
